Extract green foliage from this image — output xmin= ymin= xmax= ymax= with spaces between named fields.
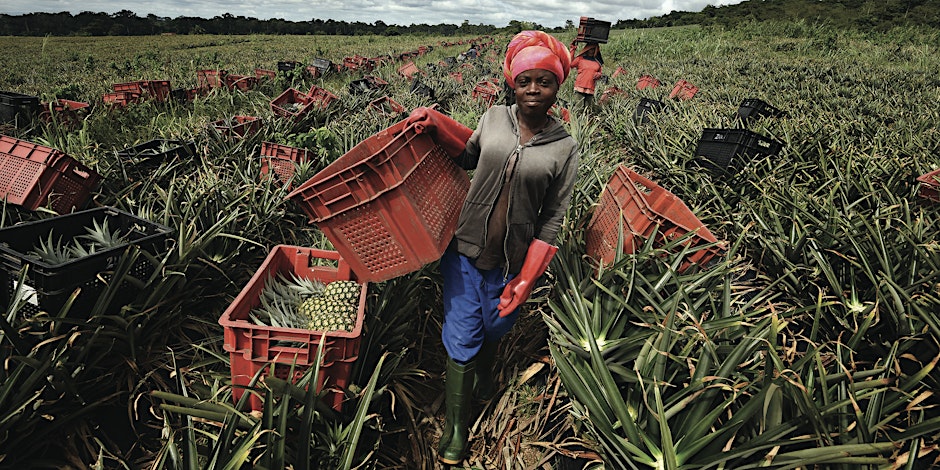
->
xmin=1 ymin=22 xmax=939 ymax=469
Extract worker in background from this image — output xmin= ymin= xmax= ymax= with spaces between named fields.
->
xmin=569 ymin=42 xmax=604 ymax=107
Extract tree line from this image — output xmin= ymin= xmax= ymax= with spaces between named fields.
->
xmin=616 ymin=0 xmax=939 ymax=31
xmin=0 ymin=11 xmax=558 ymax=37
xmin=1 ymin=0 xmax=937 ymax=37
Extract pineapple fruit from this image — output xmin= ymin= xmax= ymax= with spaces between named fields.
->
xmin=300 ymin=280 xmax=361 ymax=332
xmin=250 ymin=275 xmax=361 ymax=333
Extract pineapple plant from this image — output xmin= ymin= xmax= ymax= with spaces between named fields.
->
xmin=26 ymin=218 xmax=129 ymax=264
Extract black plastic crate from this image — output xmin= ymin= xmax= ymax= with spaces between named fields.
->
xmin=576 ymin=17 xmax=611 ymax=44
xmin=634 ymin=98 xmax=668 ymax=124
xmin=116 ymin=139 xmax=196 ymax=164
xmin=1 ymin=90 xmax=40 ymax=126
xmin=737 ymin=98 xmax=786 ymax=123
xmin=310 ymin=58 xmax=333 ymax=75
xmin=348 ymin=76 xmax=388 ymax=95
xmin=410 ymin=78 xmax=436 ymax=99
xmin=277 ymin=60 xmax=303 ymax=72
xmin=693 ymin=128 xmax=784 ymax=174
xmin=0 ymin=207 xmax=175 ymax=316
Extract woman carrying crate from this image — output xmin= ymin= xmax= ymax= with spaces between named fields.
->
xmin=569 ymin=42 xmax=604 ymax=106
xmin=406 ymin=30 xmax=579 ymax=465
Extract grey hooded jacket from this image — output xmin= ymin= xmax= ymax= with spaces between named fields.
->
xmin=451 ymin=104 xmax=579 ymax=274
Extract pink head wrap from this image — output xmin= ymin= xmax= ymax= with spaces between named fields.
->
xmin=503 ymin=30 xmax=571 ymax=88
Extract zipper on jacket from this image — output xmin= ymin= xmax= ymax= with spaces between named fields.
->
xmin=501 ymin=143 xmax=524 ymax=280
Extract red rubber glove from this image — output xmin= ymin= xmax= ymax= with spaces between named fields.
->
xmin=405 ymin=106 xmax=473 ymax=159
xmin=497 ymin=239 xmax=558 ymax=317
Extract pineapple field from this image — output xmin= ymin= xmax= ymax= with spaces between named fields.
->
xmin=0 ymin=20 xmax=939 ymax=469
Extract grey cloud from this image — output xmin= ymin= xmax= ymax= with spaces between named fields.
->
xmin=3 ymin=0 xmax=746 ymax=27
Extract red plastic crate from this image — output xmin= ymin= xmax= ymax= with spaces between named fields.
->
xmin=397 ymin=61 xmax=422 ymax=79
xmin=40 ymin=99 xmax=90 ymax=125
xmin=669 ymin=79 xmax=699 ymax=101
xmin=0 ymin=135 xmax=101 ymax=214
xmin=637 ymin=74 xmax=661 ymax=90
xmin=219 ymin=245 xmax=368 ymax=412
xmin=142 ymin=80 xmax=171 ymax=101
xmin=102 ymin=91 xmax=141 ymax=108
xmin=225 ymin=74 xmax=258 ymax=92
xmin=197 ymin=69 xmax=227 ymax=89
xmin=255 ymin=68 xmax=277 ymax=79
xmin=287 ymin=119 xmax=471 ymax=283
xmin=916 ymin=168 xmax=940 ymax=202
xmin=585 ymin=165 xmax=722 ymax=272
xmin=113 ymin=80 xmax=171 ymax=102
xmin=368 ymin=96 xmax=405 ymax=116
xmin=260 ymin=141 xmax=313 ymax=189
xmin=472 ymin=79 xmax=500 ymax=106
xmin=270 ymin=88 xmax=314 ymax=121
xmin=307 ymin=85 xmax=338 ymax=110
xmin=599 ymin=86 xmax=627 ymax=104
xmin=211 ymin=115 xmax=261 ymax=138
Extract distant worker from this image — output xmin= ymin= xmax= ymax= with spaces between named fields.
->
xmin=459 ymin=43 xmax=479 ymax=62
xmin=569 ymin=42 xmax=604 ymax=106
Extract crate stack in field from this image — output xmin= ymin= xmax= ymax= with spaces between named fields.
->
xmin=692 ymin=98 xmax=786 ymax=174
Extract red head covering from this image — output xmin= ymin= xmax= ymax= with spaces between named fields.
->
xmin=503 ymin=30 xmax=571 ymax=88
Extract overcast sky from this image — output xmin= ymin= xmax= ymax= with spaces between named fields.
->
xmin=1 ymin=0 xmax=747 ymax=28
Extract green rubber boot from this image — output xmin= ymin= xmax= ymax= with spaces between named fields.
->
xmin=438 ymin=358 xmax=475 ymax=465
xmin=474 ymin=341 xmax=499 ymax=401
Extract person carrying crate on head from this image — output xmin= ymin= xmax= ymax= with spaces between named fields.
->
xmin=569 ymin=41 xmax=604 ymax=107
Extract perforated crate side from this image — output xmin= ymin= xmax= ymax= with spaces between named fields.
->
xmin=316 ymin=146 xmax=468 ymax=282
xmin=0 ymin=137 xmax=99 ymax=213
xmin=44 ymin=156 xmax=101 ymax=214
xmin=287 ymin=120 xmax=469 ymax=282
xmin=260 ymin=142 xmax=312 ymax=187
xmin=586 ymin=166 xmax=721 ymax=272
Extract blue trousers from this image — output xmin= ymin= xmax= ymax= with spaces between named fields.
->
xmin=441 ymin=249 xmax=518 ymax=363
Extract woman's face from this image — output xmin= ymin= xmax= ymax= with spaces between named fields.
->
xmin=513 ymin=69 xmax=558 ymax=116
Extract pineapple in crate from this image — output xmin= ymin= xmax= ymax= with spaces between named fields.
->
xmin=251 ymin=274 xmax=362 ymax=333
